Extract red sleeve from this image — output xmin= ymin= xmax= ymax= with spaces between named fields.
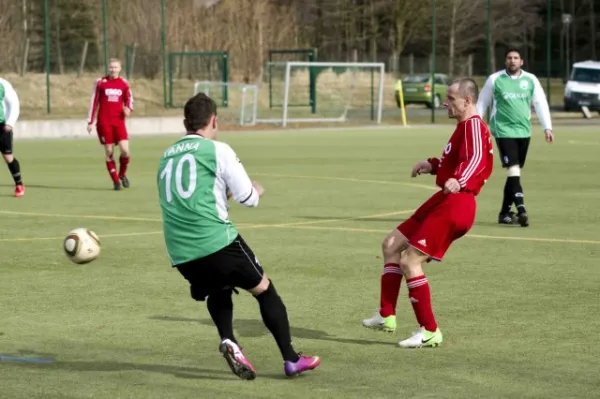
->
xmin=122 ymin=79 xmax=133 ymax=111
xmin=453 ymin=118 xmax=487 ymax=189
xmin=427 ymin=157 xmax=440 ymax=175
xmin=87 ymin=79 xmax=101 ymax=124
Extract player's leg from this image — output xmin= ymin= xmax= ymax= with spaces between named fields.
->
xmin=97 ymin=124 xmax=120 ymax=190
xmin=208 ymin=289 xmax=258 ymax=380
xmin=397 ymin=193 xmax=475 ymax=348
xmin=231 ymin=236 xmax=320 ymax=377
xmin=176 ymin=256 xmax=255 ymax=380
xmin=513 ymin=138 xmax=531 ymax=227
xmin=496 ymin=138 xmax=520 ymax=225
xmin=247 ymin=276 xmax=320 ymax=377
xmin=104 ymin=143 xmax=121 ymax=190
xmin=0 ymin=128 xmax=24 ymax=197
xmin=115 ymin=124 xmax=130 ymax=188
xmin=362 ymin=228 xmax=409 ymax=332
xmin=397 ymin=245 xmax=444 ymax=348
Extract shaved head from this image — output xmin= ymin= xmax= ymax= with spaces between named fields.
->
xmin=451 ymin=78 xmax=479 ymax=103
xmin=444 ymin=78 xmax=479 ymax=121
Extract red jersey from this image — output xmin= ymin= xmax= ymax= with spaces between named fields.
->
xmin=87 ymin=76 xmax=133 ymax=124
xmin=428 ymin=115 xmax=493 ymax=196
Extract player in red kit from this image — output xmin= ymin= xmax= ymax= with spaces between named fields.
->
xmin=362 ymin=78 xmax=494 ymax=348
xmin=87 ymin=58 xmax=134 ymax=191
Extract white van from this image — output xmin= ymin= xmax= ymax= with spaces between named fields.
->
xmin=563 ymin=60 xmax=600 ymax=112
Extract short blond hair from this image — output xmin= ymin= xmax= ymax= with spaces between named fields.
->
xmin=109 ymin=58 xmax=122 ymax=65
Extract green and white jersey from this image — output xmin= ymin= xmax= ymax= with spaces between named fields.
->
xmin=476 ymin=70 xmax=552 ymax=139
xmin=0 ymin=78 xmax=20 ymax=127
xmin=157 ymin=135 xmax=259 ymax=265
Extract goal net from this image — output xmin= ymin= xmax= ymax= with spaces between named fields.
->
xmin=193 ymin=81 xmax=258 ymax=126
xmin=259 ymin=61 xmax=386 ymax=127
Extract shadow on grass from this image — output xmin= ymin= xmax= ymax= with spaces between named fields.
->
xmin=150 ymin=316 xmax=395 ymax=347
xmin=0 ymin=183 xmax=112 ymax=192
xmin=0 ymin=349 xmax=239 ymax=381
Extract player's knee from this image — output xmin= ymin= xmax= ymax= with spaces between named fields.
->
xmin=104 ymin=148 xmax=114 ymax=160
xmin=2 ymin=154 xmax=13 ymax=163
xmin=507 ymin=165 xmax=521 ymax=177
xmin=248 ymin=274 xmax=270 ymax=296
xmin=399 ymin=247 xmax=426 ymax=277
xmin=381 ymin=231 xmax=407 ymax=257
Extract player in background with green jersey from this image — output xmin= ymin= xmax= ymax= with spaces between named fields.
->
xmin=476 ymin=49 xmax=554 ymax=227
xmin=156 ymin=93 xmax=320 ymax=380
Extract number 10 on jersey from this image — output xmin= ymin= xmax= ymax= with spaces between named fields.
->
xmin=159 ymin=154 xmax=197 ymax=202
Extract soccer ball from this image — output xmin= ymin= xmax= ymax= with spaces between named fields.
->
xmin=63 ymin=228 xmax=101 ymax=264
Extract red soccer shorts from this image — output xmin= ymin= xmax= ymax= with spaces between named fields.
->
xmin=96 ymin=122 xmax=128 ymax=145
xmin=397 ymin=190 xmax=476 ymax=261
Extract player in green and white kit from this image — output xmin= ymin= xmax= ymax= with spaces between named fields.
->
xmin=476 ymin=49 xmax=554 ymax=227
xmin=0 ymin=78 xmax=25 ymax=197
xmin=157 ymin=93 xmax=320 ymax=380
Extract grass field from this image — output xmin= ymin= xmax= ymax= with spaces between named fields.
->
xmin=1 ymin=125 xmax=599 ymax=398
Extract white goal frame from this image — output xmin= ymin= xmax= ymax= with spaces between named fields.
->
xmin=257 ymin=61 xmax=386 ymax=127
xmin=193 ymin=81 xmax=259 ymax=126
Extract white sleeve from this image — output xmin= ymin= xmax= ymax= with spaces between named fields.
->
xmin=532 ymin=77 xmax=552 ymax=131
xmin=476 ymin=77 xmax=493 ymax=118
xmin=3 ymin=81 xmax=20 ymax=127
xmin=219 ymin=143 xmax=259 ymax=207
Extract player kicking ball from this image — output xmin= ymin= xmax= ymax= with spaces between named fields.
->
xmin=362 ymin=78 xmax=494 ymax=348
xmin=157 ymin=93 xmax=320 ymax=379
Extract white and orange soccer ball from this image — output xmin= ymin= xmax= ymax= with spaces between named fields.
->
xmin=63 ymin=228 xmax=101 ymax=264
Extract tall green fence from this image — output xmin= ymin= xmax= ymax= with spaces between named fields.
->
xmin=167 ymin=51 xmax=229 ymax=108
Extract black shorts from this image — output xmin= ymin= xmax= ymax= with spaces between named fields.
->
xmin=175 ymin=235 xmax=264 ymax=301
xmin=495 ymin=137 xmax=530 ymax=168
xmin=0 ymin=124 xmax=13 ymax=155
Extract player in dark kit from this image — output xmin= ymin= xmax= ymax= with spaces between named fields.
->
xmin=87 ymin=58 xmax=134 ymax=191
xmin=362 ymin=78 xmax=494 ymax=347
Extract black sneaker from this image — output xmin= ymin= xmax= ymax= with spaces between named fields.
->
xmin=517 ymin=212 xmax=529 ymax=227
xmin=113 ymin=182 xmax=121 ymax=191
xmin=498 ymin=212 xmax=518 ymax=225
xmin=120 ymin=175 xmax=130 ymax=188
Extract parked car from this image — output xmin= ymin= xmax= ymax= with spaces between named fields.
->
xmin=563 ymin=60 xmax=600 ymax=112
xmin=394 ymin=73 xmax=450 ymax=109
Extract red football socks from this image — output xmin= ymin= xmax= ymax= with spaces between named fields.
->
xmin=119 ymin=156 xmax=130 ymax=178
xmin=379 ymin=263 xmax=402 ymax=317
xmin=406 ymin=275 xmax=438 ymax=332
xmin=106 ymin=160 xmax=119 ymax=183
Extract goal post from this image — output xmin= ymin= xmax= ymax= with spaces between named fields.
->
xmin=258 ymin=61 xmax=386 ymax=127
xmin=193 ymin=81 xmax=258 ymax=126
xmin=267 ymin=48 xmax=317 ymax=111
